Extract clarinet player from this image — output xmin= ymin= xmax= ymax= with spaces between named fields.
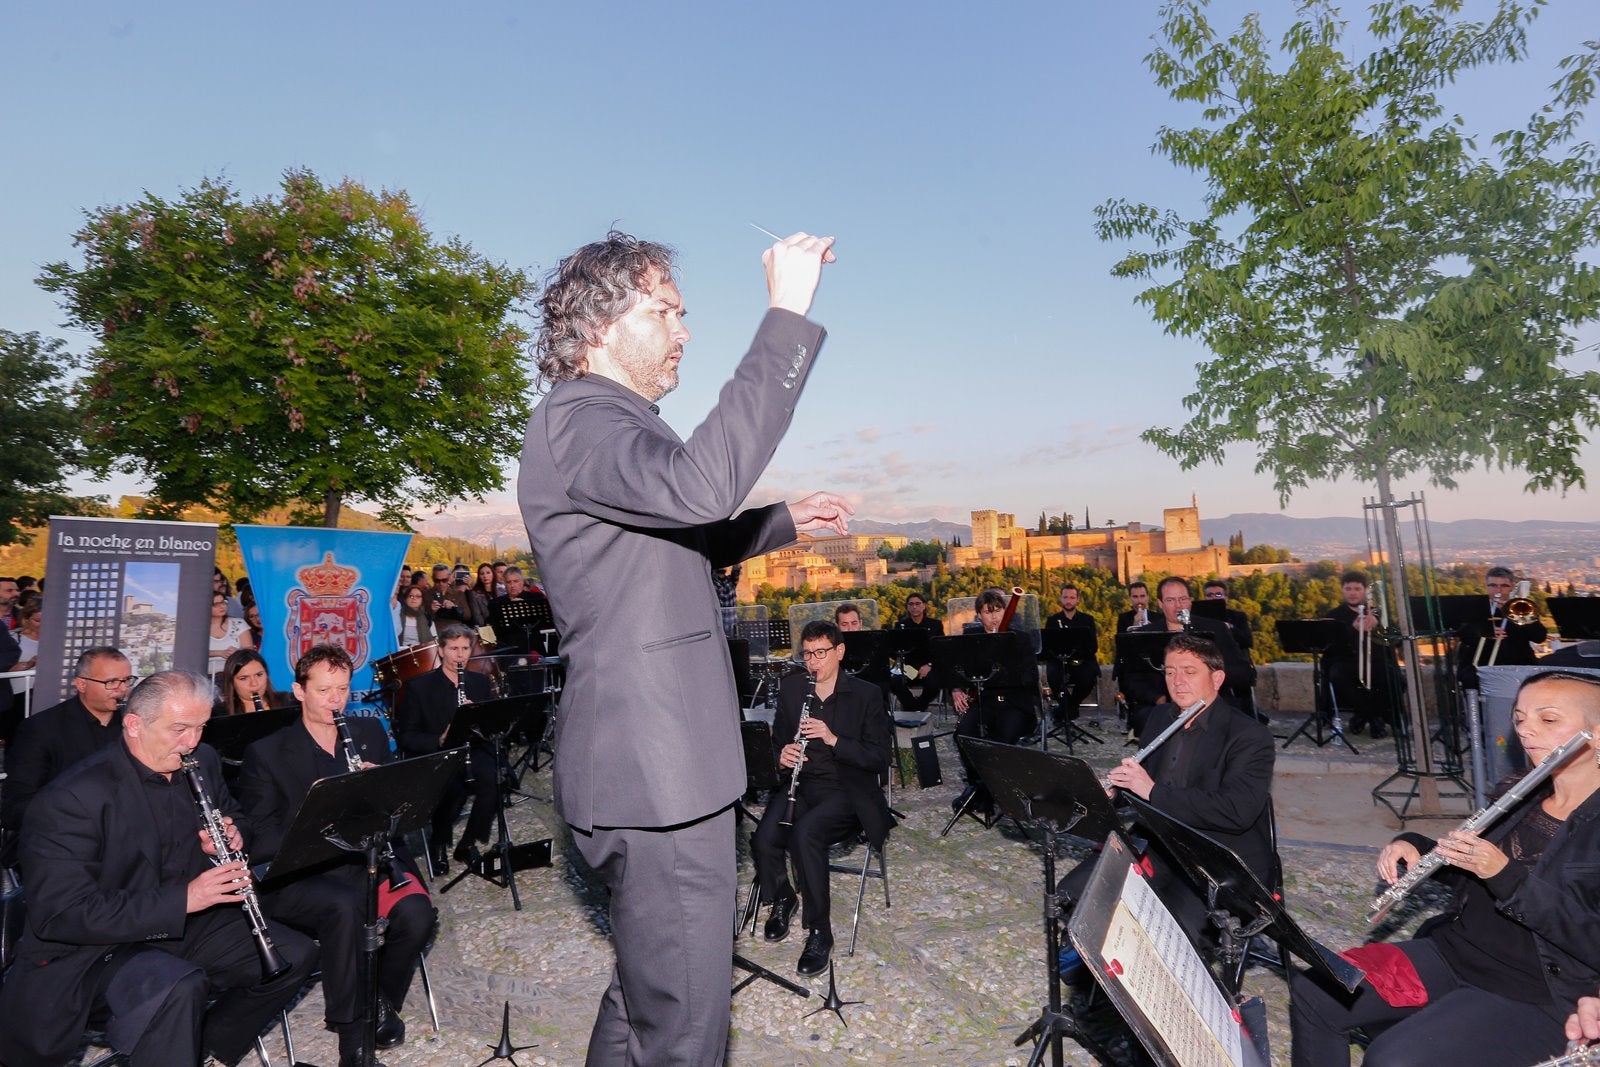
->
xmin=751 ymin=619 xmax=892 ymax=978
xmin=0 ymin=670 xmax=316 ymax=1067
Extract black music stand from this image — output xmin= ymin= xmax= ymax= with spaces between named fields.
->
xmin=1409 ymin=594 xmax=1482 ymax=636
xmin=265 ymin=749 xmax=463 ymax=1067
xmin=202 ymin=706 xmax=300 ymax=784
xmin=439 ymin=695 xmax=554 ymax=910
xmin=1549 ymin=598 xmax=1600 ymax=641
xmin=1114 ymin=630 xmax=1178 ymax=742
xmin=956 ymin=738 xmax=1120 ymax=1067
xmin=933 ymin=632 xmax=1036 ymax=835
xmin=1040 ymin=627 xmax=1103 ymax=749
xmin=491 ymin=595 xmax=555 ymax=655
xmin=731 ymin=719 xmax=811 ymax=1002
xmin=1276 ymin=619 xmax=1359 ymax=755
xmin=1121 ymin=795 xmax=1365 ymax=998
xmin=1189 ymin=599 xmax=1227 ymax=622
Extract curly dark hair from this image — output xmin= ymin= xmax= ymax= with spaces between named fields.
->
xmin=534 ymin=231 xmax=676 ymax=388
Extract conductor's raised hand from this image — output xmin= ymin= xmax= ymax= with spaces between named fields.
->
xmin=764 ymin=232 xmax=837 ymax=317
xmin=788 ymin=491 xmax=854 ymax=536
xmin=186 ymin=860 xmax=250 ymax=914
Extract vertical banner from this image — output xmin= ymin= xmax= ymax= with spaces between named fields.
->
xmin=234 ymin=525 xmax=410 ymax=698
xmin=35 ymin=516 xmax=219 ymax=708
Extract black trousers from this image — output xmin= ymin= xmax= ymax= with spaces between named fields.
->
xmin=263 ymin=870 xmax=434 ymax=1025
xmin=1325 ymin=657 xmax=1389 ymax=731
xmin=1046 ymin=660 xmax=1099 ymax=721
xmin=92 ymin=904 xmax=317 ymax=1067
xmin=1290 ymin=938 xmax=1567 ymax=1067
xmin=433 ymin=744 xmax=500 ymax=846
xmin=751 ymin=778 xmax=860 ymax=933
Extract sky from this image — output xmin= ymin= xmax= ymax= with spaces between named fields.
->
xmin=4 ymin=1 xmax=1598 ymax=531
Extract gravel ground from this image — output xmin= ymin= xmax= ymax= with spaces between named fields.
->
xmin=61 ymin=709 xmax=1462 ymax=1067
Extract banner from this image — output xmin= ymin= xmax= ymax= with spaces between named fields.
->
xmin=35 ymin=516 xmax=219 ymax=708
xmin=234 ymin=525 xmax=411 ymax=698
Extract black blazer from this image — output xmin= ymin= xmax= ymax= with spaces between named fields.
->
xmin=771 ymin=672 xmax=893 ymax=848
xmin=0 ymin=742 xmax=243 ymax=1067
xmin=394 ymin=668 xmax=494 ymax=755
xmin=1140 ymin=697 xmax=1276 ymax=888
xmin=238 ymin=715 xmax=395 ymax=867
xmin=0 ymin=696 xmax=124 ymax=861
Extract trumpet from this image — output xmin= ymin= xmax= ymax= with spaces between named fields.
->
xmin=1102 ymin=699 xmax=1207 ymax=791
xmin=1369 ymin=729 xmax=1593 ymax=925
xmin=181 ymin=755 xmax=291 ymax=980
xmin=778 ymin=676 xmax=818 ymax=829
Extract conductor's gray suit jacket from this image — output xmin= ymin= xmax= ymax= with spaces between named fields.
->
xmin=518 ymin=308 xmax=824 ymax=831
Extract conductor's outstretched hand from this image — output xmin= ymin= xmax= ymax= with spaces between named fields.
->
xmin=788 ymin=491 xmax=854 ymax=536
xmin=765 ymin=232 xmax=837 ymax=317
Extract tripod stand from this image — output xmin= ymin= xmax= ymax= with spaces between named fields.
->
xmin=1277 ymin=619 xmax=1360 ymax=755
xmin=1040 ymin=627 xmax=1104 ymax=750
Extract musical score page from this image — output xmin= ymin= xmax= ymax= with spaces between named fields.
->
xmin=1099 ymin=867 xmax=1244 ymax=1067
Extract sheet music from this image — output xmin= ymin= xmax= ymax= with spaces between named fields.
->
xmin=1098 ymin=866 xmax=1244 ymax=1067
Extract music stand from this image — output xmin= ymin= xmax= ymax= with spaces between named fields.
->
xmin=933 ymin=633 xmax=1036 ymax=835
xmin=1039 ymin=627 xmax=1103 ymax=749
xmin=202 ymin=706 xmax=300 ymax=782
xmin=1276 ymin=619 xmax=1359 ymax=755
xmin=838 ymin=629 xmax=894 ymax=678
xmin=731 ymin=719 xmax=812 ymax=1003
xmin=955 ymin=738 xmax=1119 ymax=1067
xmin=1114 ymin=630 xmax=1178 ymax=741
xmin=264 ymin=749 xmax=463 ymax=1067
xmin=491 ymin=595 xmax=555 ymax=654
xmin=1121 ymin=795 xmax=1365 ymax=998
xmin=1550 ymin=598 xmax=1600 ymax=641
xmin=1189 ymin=599 xmax=1227 ymax=622
xmin=1410 ymin=594 xmax=1482 ymax=635
xmin=439 ymin=695 xmax=554 ymax=910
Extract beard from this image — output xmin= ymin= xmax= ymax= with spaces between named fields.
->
xmin=610 ymin=331 xmax=681 ymax=402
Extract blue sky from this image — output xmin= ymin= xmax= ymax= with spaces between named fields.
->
xmin=5 ymin=1 xmax=1597 ymax=528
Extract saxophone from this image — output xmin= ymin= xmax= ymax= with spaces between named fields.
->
xmin=181 ymin=755 xmax=291 ymax=980
xmin=778 ymin=676 xmax=818 ymax=829
xmin=1369 ymin=729 xmax=1594 ymax=925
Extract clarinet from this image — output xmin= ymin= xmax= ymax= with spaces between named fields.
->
xmin=251 ymin=692 xmax=265 ymax=714
xmin=1102 ymin=700 xmax=1207 ymax=790
xmin=778 ymin=676 xmax=818 ymax=828
xmin=333 ymin=711 xmax=412 ymax=890
xmin=181 ymin=755 xmax=291 ymax=980
xmin=1369 ymin=729 xmax=1594 ymax=925
xmin=1532 ymin=1043 xmax=1600 ymax=1067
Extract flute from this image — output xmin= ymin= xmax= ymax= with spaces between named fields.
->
xmin=1530 ymin=1042 xmax=1600 ymax=1066
xmin=1369 ymin=729 xmax=1594 ymax=925
xmin=181 ymin=755 xmax=291 ymax=980
xmin=778 ymin=677 xmax=818 ymax=828
xmin=1102 ymin=699 xmax=1207 ymax=790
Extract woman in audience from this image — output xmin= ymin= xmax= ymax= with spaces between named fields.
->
xmin=214 ymin=649 xmax=289 ymax=715
xmin=394 ymin=584 xmax=436 ymax=648
xmin=208 ymin=590 xmax=254 ymax=675
xmin=467 ymin=563 xmax=496 ymax=627
xmin=9 ymin=603 xmax=41 ymax=699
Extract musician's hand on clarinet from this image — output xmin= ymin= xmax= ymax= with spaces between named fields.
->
xmin=764 ymin=232 xmax=836 ymax=317
xmin=1439 ymin=830 xmax=1508 ymax=879
xmin=779 ymin=742 xmax=805 ymax=770
xmin=953 ymin=690 xmax=972 ymax=712
xmin=1104 ymin=758 xmax=1155 ymax=800
xmin=186 ymin=860 xmax=251 ymax=913
xmin=787 ymin=491 xmax=854 ymax=536
xmin=797 ymin=717 xmax=837 ymax=747
xmin=1567 ymin=995 xmax=1600 ymax=1042
xmin=197 ymin=816 xmax=243 ymax=856
xmin=1376 ymin=840 xmax=1421 ymax=884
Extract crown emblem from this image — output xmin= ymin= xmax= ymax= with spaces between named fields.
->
xmin=296 ymin=552 xmax=359 ymax=597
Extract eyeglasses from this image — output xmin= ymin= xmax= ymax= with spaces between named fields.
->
xmin=800 ymin=646 xmax=838 ymax=661
xmin=79 ymin=675 xmax=137 ymax=691
xmin=1160 ymin=596 xmax=1192 ymax=606
xmin=1205 ymin=591 xmax=1226 ymax=599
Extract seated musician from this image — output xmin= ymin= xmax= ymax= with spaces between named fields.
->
xmin=1457 ymin=565 xmax=1549 ymax=691
xmin=1202 ymin=579 xmax=1261 ymax=723
xmin=0 ymin=646 xmax=132 ymax=871
xmin=1044 ymin=583 xmax=1099 ymax=727
xmin=1124 ymin=576 xmax=1251 ymax=734
xmin=1058 ymin=634 xmax=1275 ymax=947
xmin=238 ymin=645 xmax=433 ymax=1066
xmin=889 ymin=592 xmax=942 ymax=712
xmin=1291 ymin=671 xmax=1600 ymax=1067
xmin=1322 ymin=571 xmax=1393 ymax=738
xmin=213 ymin=648 xmax=292 ymax=716
xmin=0 ymin=670 xmax=316 ymax=1067
xmin=950 ymin=587 xmax=1041 ymax=818
xmin=832 ymin=601 xmax=912 ymax=712
xmin=393 ymin=622 xmax=496 ymax=874
xmin=753 ymin=620 xmax=892 ymax=978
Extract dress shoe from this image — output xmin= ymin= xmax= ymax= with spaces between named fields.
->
xmin=375 ymin=997 xmax=405 ymax=1049
xmin=429 ymin=840 xmax=449 ymax=876
xmin=453 ymin=839 xmax=479 ymax=866
xmin=951 ymin=785 xmax=976 ymax=814
xmin=797 ymin=928 xmax=833 ymax=978
xmin=763 ymin=889 xmax=799 ymax=942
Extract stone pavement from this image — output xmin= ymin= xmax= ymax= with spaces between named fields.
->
xmin=78 ymin=710 xmax=1463 ymax=1066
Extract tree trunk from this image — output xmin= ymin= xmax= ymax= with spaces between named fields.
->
xmin=323 ymin=487 xmax=342 ymax=528
xmin=1374 ymin=462 xmax=1442 ymax=814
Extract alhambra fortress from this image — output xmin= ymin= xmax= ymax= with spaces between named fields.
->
xmin=735 ymin=498 xmax=1301 ymax=598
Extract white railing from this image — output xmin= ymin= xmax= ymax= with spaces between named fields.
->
xmin=1 ymin=668 xmax=37 ymax=718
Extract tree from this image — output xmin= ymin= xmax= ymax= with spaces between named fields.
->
xmin=0 ymin=330 xmax=105 ymax=544
xmin=1095 ymin=0 xmax=1600 ymax=804
xmin=40 ymin=170 xmax=536 ymax=528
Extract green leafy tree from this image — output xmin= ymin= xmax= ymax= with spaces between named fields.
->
xmin=0 ymin=330 xmax=107 ymax=544
xmin=1094 ymin=0 xmax=1600 ymax=799
xmin=40 ymin=170 xmax=535 ymax=528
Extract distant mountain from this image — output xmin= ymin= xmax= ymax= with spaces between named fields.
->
xmin=850 ymin=518 xmax=972 ymax=544
xmin=413 ymin=511 xmax=531 ymax=552
xmin=1203 ymin=512 xmax=1600 ymax=558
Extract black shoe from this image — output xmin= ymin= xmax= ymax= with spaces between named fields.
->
xmin=375 ymin=998 xmax=405 ymax=1049
xmin=797 ymin=928 xmax=833 ymax=978
xmin=453 ymin=839 xmax=479 ymax=866
xmin=951 ymin=785 xmax=976 ymax=814
xmin=763 ymin=889 xmax=799 ymax=942
xmin=1369 ymin=724 xmax=1389 ymax=740
xmin=429 ymin=840 xmax=449 ymax=876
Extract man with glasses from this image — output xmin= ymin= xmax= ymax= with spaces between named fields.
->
xmin=1125 ymin=577 xmax=1251 ymax=732
xmin=752 ymin=619 xmax=891 ymax=977
xmin=1 ymin=646 xmax=133 ymax=870
xmin=1457 ymin=565 xmax=1549 ymax=691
